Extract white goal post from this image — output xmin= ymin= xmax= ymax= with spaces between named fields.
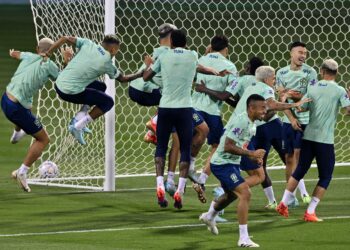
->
xmin=28 ymin=0 xmax=350 ymax=191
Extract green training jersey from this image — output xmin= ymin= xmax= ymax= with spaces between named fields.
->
xmin=192 ymin=52 xmax=237 ymax=116
xmin=211 ymin=112 xmax=257 ymax=165
xmin=302 ymin=80 xmax=350 ymax=144
xmin=226 ymin=81 xmax=277 ymax=126
xmin=6 ymin=52 xmax=59 ymax=109
xmin=276 ymin=64 xmax=317 ymax=125
xmin=129 ymin=45 xmax=170 ymax=93
xmin=151 ymin=47 xmax=198 ymax=108
xmin=225 ymin=75 xmax=257 ymax=98
xmin=56 ymin=37 xmax=120 ymax=94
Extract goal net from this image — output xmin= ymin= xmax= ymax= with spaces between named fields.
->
xmin=28 ymin=0 xmax=350 ymax=190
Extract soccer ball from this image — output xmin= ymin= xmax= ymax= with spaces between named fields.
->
xmin=39 ymin=161 xmax=59 ymax=178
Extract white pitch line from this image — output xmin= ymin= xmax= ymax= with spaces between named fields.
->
xmin=115 ymin=176 xmax=350 ymax=192
xmin=0 ymin=215 xmax=349 ymax=238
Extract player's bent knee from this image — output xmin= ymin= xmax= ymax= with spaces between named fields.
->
xmin=317 ymin=176 xmax=332 ymax=189
xmin=100 ymin=96 xmax=114 ymax=113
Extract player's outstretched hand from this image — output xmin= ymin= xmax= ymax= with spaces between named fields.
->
xmin=195 ymin=80 xmax=207 ymax=93
xmin=61 ymin=46 xmax=74 ymax=64
xmin=249 ymin=149 xmax=266 ymax=163
xmin=144 ymin=55 xmax=153 ymax=68
xmin=294 ymin=97 xmax=312 ymax=109
xmin=9 ymin=49 xmax=21 ymax=59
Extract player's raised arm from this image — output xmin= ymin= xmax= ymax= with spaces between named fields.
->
xmin=44 ymin=36 xmax=77 ymax=57
xmin=117 ymin=55 xmax=151 ymax=82
xmin=143 ymin=54 xmax=159 ymax=81
xmin=9 ymin=49 xmax=21 ymax=60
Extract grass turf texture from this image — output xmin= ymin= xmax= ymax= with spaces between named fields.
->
xmin=0 ymin=4 xmax=350 ymax=249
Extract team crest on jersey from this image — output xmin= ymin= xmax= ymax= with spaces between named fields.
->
xmin=230 ymin=173 xmax=239 ymax=183
xmin=299 ymin=78 xmax=308 ymax=88
xmin=310 ymin=79 xmax=317 ymax=86
xmin=232 ymin=127 xmax=243 ymax=136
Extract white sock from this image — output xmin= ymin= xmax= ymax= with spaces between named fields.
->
xmin=156 ymin=176 xmax=164 ymax=189
xmin=198 ymin=172 xmax=208 ymax=184
xmin=18 ymin=164 xmax=29 ymax=175
xmin=152 ymin=114 xmax=158 ymax=124
xmin=167 ymin=171 xmax=175 ymax=184
xmin=74 ymin=114 xmax=93 ymax=130
xmin=307 ymin=196 xmax=320 ymax=214
xmin=239 ymin=224 xmax=249 ymax=241
xmin=177 ymin=177 xmax=187 ymax=193
xmin=281 ymin=189 xmax=295 ymax=204
xmin=189 ymin=156 xmax=196 ymax=171
xmin=75 ymin=105 xmax=90 ymax=121
xmin=298 ymin=179 xmax=309 ymax=197
xmin=207 ymin=201 xmax=219 ymax=220
xmin=263 ymin=186 xmax=276 ymax=204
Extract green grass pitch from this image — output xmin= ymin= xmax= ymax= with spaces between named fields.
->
xmin=0 ymin=4 xmax=349 ymax=250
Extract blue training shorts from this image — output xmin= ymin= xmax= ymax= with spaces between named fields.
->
xmin=292 ymin=139 xmax=335 ymax=189
xmin=196 ymin=110 xmax=224 ymax=145
xmin=128 ymin=86 xmax=161 ymax=107
xmin=211 ymin=163 xmax=245 ymax=191
xmin=282 ymin=122 xmax=307 ymax=154
xmin=1 ymin=93 xmax=43 ymax=135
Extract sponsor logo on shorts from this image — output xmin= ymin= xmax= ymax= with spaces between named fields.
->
xmin=34 ymin=118 xmax=42 ymax=128
xmin=230 ymin=173 xmax=239 ymax=183
xmin=193 ymin=113 xmax=200 ymax=122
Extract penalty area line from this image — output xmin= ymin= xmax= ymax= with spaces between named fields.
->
xmin=0 ymin=215 xmax=350 ymax=238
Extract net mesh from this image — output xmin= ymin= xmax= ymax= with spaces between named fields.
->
xmin=29 ymin=0 xmax=350 ymax=189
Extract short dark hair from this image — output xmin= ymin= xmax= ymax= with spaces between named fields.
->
xmin=290 ymin=41 xmax=306 ymax=51
xmin=103 ymin=35 xmax=120 ymax=45
xmin=247 ymin=56 xmax=264 ymax=75
xmin=210 ymin=35 xmax=229 ymax=52
xmin=171 ymin=30 xmax=187 ymax=48
xmin=246 ymin=94 xmax=265 ymax=108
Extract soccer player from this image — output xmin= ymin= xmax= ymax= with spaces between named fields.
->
xmin=43 ymin=35 xmax=144 ymax=145
xmin=190 ymin=35 xmax=238 ymax=203
xmin=192 ymin=56 xmax=264 ymax=203
xmin=127 ymin=24 xmax=209 ymax=197
xmin=1 ymin=38 xmax=70 ymax=192
xmin=276 ymin=41 xmax=317 ymax=205
xmin=276 ymin=59 xmax=350 ymax=221
xmin=143 ymin=30 xmax=222 ymax=209
xmin=199 ymin=94 xmax=267 ymax=247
